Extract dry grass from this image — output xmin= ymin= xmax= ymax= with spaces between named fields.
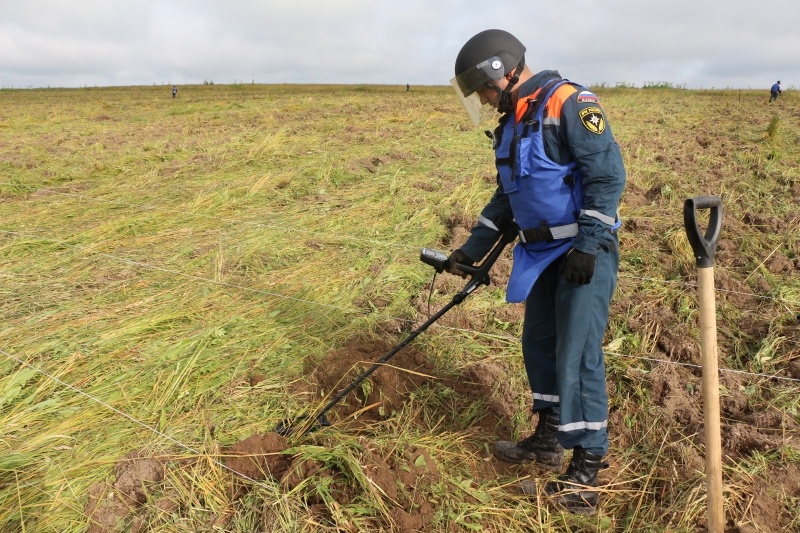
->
xmin=1 ymin=84 xmax=799 ymax=531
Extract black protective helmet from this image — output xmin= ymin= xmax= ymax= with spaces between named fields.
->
xmin=451 ymin=29 xmax=526 ymax=124
xmin=453 ymin=29 xmax=526 ymax=97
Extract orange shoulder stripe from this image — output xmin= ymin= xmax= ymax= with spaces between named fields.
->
xmin=544 ymin=84 xmax=578 ymax=119
xmin=515 ymin=83 xmax=578 ymax=123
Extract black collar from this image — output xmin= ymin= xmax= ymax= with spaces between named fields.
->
xmin=517 ymin=70 xmax=562 ymax=99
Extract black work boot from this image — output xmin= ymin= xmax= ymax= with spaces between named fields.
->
xmin=545 ymin=447 xmax=608 ymax=515
xmin=492 ymin=409 xmax=564 ymax=470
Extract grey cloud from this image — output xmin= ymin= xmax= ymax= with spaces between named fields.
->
xmin=0 ymin=0 xmax=797 ymax=89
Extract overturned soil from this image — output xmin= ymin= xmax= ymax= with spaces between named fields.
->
xmin=84 ymin=201 xmax=799 ymax=531
xmin=83 ymin=340 xmax=528 ymax=532
xmin=303 ymin=340 xmax=519 ymax=436
xmin=86 ymin=337 xmax=799 ymax=532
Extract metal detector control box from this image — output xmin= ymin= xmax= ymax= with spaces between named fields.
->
xmin=420 ymin=248 xmax=449 ymax=273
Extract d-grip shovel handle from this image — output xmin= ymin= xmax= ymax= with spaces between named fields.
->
xmin=684 ymin=195 xmax=725 ymax=532
xmin=684 ymin=195 xmax=722 ymax=268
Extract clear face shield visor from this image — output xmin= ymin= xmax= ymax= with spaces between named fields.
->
xmin=450 ymin=56 xmax=505 ymax=126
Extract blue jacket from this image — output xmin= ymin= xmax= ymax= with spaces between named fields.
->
xmin=771 ymin=83 xmax=781 ymax=94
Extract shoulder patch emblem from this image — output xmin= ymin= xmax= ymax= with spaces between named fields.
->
xmin=576 ymin=90 xmax=599 ymax=104
xmin=579 ymin=107 xmax=606 ymax=134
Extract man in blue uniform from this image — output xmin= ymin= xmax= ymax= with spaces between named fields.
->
xmin=769 ymin=81 xmax=781 ymax=102
xmin=447 ymin=29 xmax=626 ymax=514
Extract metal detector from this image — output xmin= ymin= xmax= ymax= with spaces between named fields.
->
xmin=275 ymin=224 xmax=519 ymax=436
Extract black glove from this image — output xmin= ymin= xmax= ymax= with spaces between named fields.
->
xmin=446 ymin=249 xmax=474 ymax=279
xmin=561 ymin=248 xmax=596 ymax=284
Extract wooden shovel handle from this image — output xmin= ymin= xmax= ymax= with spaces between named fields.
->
xmin=684 ymin=195 xmax=724 ymax=533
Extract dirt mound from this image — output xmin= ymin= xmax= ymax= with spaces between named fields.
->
xmin=85 ymin=451 xmax=166 ymax=533
xmin=224 ymin=433 xmax=291 ymax=481
xmin=85 ymin=338 xmax=799 ymax=531
xmin=276 ymin=443 xmax=440 ymax=531
xmin=644 ymin=363 xmax=795 ymax=457
xmin=304 ymin=339 xmax=517 ymax=436
xmin=647 ymin=363 xmax=704 ymax=429
xmin=624 ymin=304 xmax=699 ymax=363
xmin=306 ymin=340 xmax=430 ymax=425
xmin=83 ymin=435 xmax=444 ymax=531
xmin=747 ymin=464 xmax=800 ymax=532
xmin=84 ymin=339 xmax=523 ymax=531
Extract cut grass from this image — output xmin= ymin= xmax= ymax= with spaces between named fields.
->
xmin=1 ymin=84 xmax=799 ymax=531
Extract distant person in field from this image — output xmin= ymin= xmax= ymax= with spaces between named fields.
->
xmin=446 ymin=29 xmax=626 ymax=515
xmin=769 ymin=81 xmax=781 ymax=102
xmin=172 ymin=85 xmax=178 ymax=98
xmin=406 ymin=83 xmax=410 ymax=92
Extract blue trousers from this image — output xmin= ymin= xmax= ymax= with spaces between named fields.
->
xmin=521 ymin=236 xmax=618 ymax=456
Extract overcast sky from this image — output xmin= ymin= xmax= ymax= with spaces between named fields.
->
xmin=1 ymin=1 xmax=796 ymax=90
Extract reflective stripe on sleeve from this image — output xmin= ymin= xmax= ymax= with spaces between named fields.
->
xmin=580 ymin=209 xmax=617 ymax=226
xmin=477 ymin=215 xmax=500 ymax=231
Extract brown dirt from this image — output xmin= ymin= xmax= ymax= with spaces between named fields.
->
xmin=746 ymin=464 xmax=800 ymax=532
xmin=84 ymin=451 xmax=166 ymax=533
xmin=84 ymin=335 xmax=800 ymax=531
xmin=81 ymin=194 xmax=799 ymax=530
xmin=644 ymin=363 xmax=797 ymax=456
xmin=635 ymin=360 xmax=800 ymax=531
xmin=613 ymin=115 xmax=800 ymax=530
xmin=224 ymin=433 xmax=291 ymax=481
xmin=304 ymin=339 xmax=517 ymax=438
xmin=84 ymin=339 xmax=526 ymax=531
xmin=279 ymin=444 xmax=440 ymax=532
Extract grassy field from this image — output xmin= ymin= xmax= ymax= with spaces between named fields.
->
xmin=1 ymin=83 xmax=799 ymax=532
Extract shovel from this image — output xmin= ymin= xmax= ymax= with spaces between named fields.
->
xmin=684 ymin=195 xmax=724 ymax=532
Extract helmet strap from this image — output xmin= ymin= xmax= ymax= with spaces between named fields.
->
xmin=498 ymin=61 xmax=525 ymax=114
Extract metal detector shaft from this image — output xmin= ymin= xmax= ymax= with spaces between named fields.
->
xmin=280 ymin=225 xmax=518 ymax=436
